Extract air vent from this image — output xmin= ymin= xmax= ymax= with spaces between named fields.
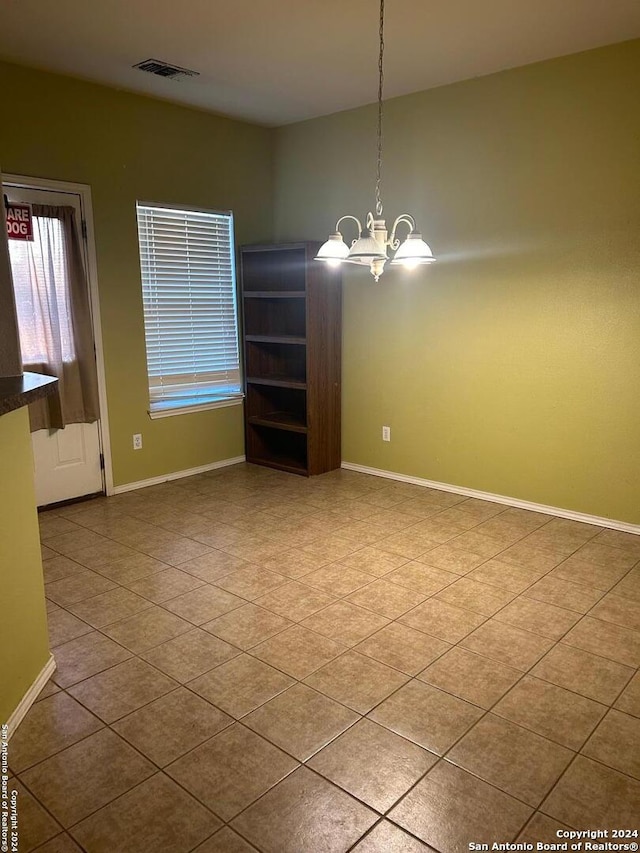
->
xmin=133 ymin=59 xmax=200 ymax=81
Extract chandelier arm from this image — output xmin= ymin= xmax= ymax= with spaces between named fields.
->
xmin=375 ymin=0 xmax=385 ymax=217
xmin=389 ymin=213 xmax=417 ymax=249
xmin=335 ymin=214 xmax=363 ymax=244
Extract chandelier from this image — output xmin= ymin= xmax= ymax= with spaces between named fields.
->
xmin=315 ymin=0 xmax=436 ymax=282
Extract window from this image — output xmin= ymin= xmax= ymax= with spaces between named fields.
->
xmin=136 ymin=202 xmax=242 ymax=416
xmin=9 ymin=214 xmax=75 ymax=364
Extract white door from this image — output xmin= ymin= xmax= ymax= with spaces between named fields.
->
xmin=6 ymin=185 xmax=104 ymax=507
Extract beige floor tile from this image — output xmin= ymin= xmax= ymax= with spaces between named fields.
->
xmin=203 ymin=602 xmax=293 ymax=649
xmin=548 ymin=555 xmax=632 ymax=592
xmin=66 ymin=587 xmax=152 ymax=627
xmin=189 ymin=654 xmax=294 ymax=718
xmin=92 ymin=553 xmax=168 ymax=585
xmin=308 ymin=718 xmax=436 ymax=812
xmin=354 ymin=622 xmax=450 ymax=676
xmin=418 ymin=647 xmax=522 ymax=709
xmin=65 ymin=539 xmax=140 ymax=570
xmin=571 ymin=541 xmax=638 ymax=571
xmin=45 ymin=570 xmax=118 ymax=606
xmin=179 ymin=549 xmax=249 ymax=582
xmin=243 ymin=683 xmax=359 ymax=761
xmin=113 ymin=687 xmax=233 ymax=765
xmin=213 ymin=565 xmax=287 ymax=599
xmin=70 ymin=773 xmax=221 ymax=853
xmin=43 ymin=555 xmax=88 ymax=584
xmin=304 ymin=650 xmax=409 ymax=713
xmin=497 ymin=542 xmax=565 ymax=573
xmin=399 ymin=598 xmax=486 ymax=643
xmin=251 ymin=624 xmax=345 ymax=680
xmin=351 ymin=821 xmax=433 ymax=852
xmin=523 ymin=576 xmax=604 ymax=613
xmin=340 ymin=546 xmax=410 ymax=577
xmin=21 ymin=728 xmax=155 ymax=826
xmin=562 ymin=617 xmax=640 ymax=668
xmin=582 ymin=709 xmax=640 ymax=779
xmin=447 ymin=714 xmax=573 ymax=806
xmin=302 ymin=564 xmax=375 ymax=597
xmin=231 ymin=766 xmax=377 ymax=853
xmin=300 ymin=601 xmax=389 ymax=646
xmin=389 ymin=761 xmax=532 ymax=853
xmin=166 ymin=723 xmax=297 ymax=820
xmin=346 ymin=580 xmax=426 ymax=619
xmin=612 ymin=566 xmax=640 ymax=603
xmin=193 ymin=827 xmax=259 ymax=852
xmin=541 ymin=756 xmax=640 ymax=829
xmin=45 ymin=528 xmax=110 ymax=556
xmin=516 ymin=812 xmax=574 ymax=844
xmin=377 ymin=530 xmax=440 ymax=560
xmin=39 ymin=514 xmax=84 ymax=539
xmin=616 ymin=671 xmax=640 ymax=717
xmin=369 ymin=680 xmax=482 ymax=754
xmin=589 ymin=593 xmax=640 ymax=633
xmin=467 ymin=559 xmax=545 ymax=593
xmin=255 ymin=581 xmax=337 ymax=621
xmin=460 ymin=620 xmax=554 ymax=671
xmin=28 ymin=835 xmax=85 ymax=853
xmin=417 ymin=543 xmax=486 ymax=575
xmin=385 ymin=562 xmax=459 ymax=596
xmin=102 ymin=605 xmax=193 ymax=653
xmin=261 ymin=547 xmax=335 ymax=577
xmin=493 ymin=676 xmax=607 ymax=750
xmin=163 ymin=584 xmax=245 ymax=625
xmin=435 ymin=577 xmax=517 ymax=616
xmin=141 ymin=537 xmax=213 ymax=565
xmin=531 ymin=644 xmax=635 ymax=705
xmin=446 ymin=530 xmax=507 ymax=558
xmin=124 ymin=567 xmax=207 ymax=603
xmin=41 ymin=543 xmax=58 ymax=560
xmin=47 ymin=608 xmax=93 ymax=648
xmin=493 ymin=597 xmax=581 ymax=640
xmin=8 ymin=781 xmax=62 ymax=852
xmin=36 ymin=679 xmax=62 ymax=702
xmin=593 ymin=529 xmax=640 ymax=556
xmin=141 ymin=628 xmax=240 ymax=682
xmin=53 ymin=631 xmax=133 ymax=687
xmin=8 ymin=693 xmax=103 ymax=773
xmin=68 ymin=656 xmax=178 ymax=722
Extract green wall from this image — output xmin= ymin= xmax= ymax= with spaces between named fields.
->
xmin=0 ymin=408 xmax=50 ymax=725
xmin=0 ymin=61 xmax=274 ymax=487
xmin=274 ymin=40 xmax=640 ymax=525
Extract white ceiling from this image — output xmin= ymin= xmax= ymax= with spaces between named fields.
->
xmin=1 ymin=0 xmax=639 ymax=126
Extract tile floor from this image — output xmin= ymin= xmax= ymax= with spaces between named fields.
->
xmin=10 ymin=463 xmax=640 ymax=853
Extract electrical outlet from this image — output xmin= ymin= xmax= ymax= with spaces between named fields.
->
xmin=382 ymin=426 xmax=391 ymax=442
xmin=133 ymin=433 xmax=143 ymax=450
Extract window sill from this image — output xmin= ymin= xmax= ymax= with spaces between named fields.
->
xmin=148 ymin=397 xmax=244 ymax=420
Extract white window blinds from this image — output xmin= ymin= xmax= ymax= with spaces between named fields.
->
xmin=136 ymin=203 xmax=242 ymax=414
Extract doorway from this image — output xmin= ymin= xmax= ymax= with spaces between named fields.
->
xmin=4 ymin=177 xmax=111 ymax=506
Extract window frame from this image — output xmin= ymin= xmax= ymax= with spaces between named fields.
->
xmin=135 ymin=200 xmax=243 ymax=419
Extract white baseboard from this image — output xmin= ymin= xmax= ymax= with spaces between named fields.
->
xmin=341 ymin=461 xmax=640 ymax=535
xmin=111 ymin=455 xmax=246 ymax=495
xmin=6 ymin=654 xmax=56 ymax=739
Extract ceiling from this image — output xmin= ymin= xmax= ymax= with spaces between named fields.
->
xmin=1 ymin=0 xmax=639 ymax=126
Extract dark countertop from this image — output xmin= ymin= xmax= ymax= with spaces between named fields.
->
xmin=0 ymin=372 xmax=58 ymax=417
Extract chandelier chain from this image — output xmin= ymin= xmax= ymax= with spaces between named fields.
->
xmin=375 ymin=0 xmax=385 ymax=217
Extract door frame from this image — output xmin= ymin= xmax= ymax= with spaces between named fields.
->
xmin=4 ymin=173 xmax=114 ymax=496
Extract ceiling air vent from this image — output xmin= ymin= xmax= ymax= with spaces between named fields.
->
xmin=133 ymin=59 xmax=200 ymax=81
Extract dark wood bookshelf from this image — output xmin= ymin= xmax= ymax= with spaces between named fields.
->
xmin=240 ymin=242 xmax=342 ymax=476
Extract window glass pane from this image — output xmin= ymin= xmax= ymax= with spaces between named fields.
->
xmin=8 ymin=215 xmax=75 ymax=364
xmin=135 ymin=203 xmax=241 ymax=411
